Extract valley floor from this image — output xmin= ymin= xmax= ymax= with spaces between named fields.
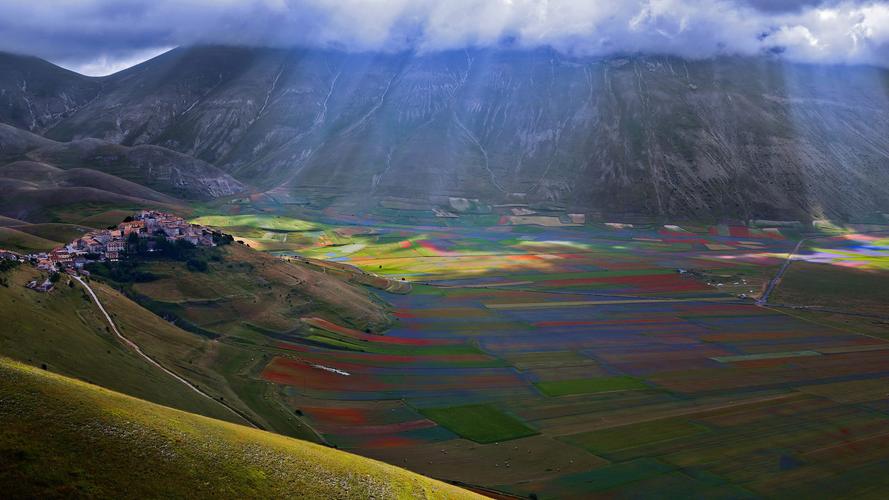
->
xmin=185 ymin=202 xmax=889 ymax=498
xmin=4 ymin=198 xmax=889 ymax=498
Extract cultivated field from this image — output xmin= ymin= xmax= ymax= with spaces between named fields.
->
xmin=187 ymin=201 xmax=889 ymax=497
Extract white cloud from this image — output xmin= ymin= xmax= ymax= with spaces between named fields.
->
xmin=67 ymin=46 xmax=173 ymax=77
xmin=0 ymin=0 xmax=887 ymax=72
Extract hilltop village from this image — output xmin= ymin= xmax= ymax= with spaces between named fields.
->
xmin=14 ymin=211 xmax=220 ymax=275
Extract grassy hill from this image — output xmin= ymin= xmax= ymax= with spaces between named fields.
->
xmin=98 ymin=242 xmax=392 ymax=337
xmin=0 ymin=227 xmax=60 ymax=253
xmin=0 ymin=266 xmax=237 ymax=422
xmin=0 ymin=238 xmax=396 ymax=442
xmin=0 ymin=357 xmax=478 ymax=499
xmin=0 ymin=215 xmax=28 ymax=227
xmin=0 ymin=158 xmax=184 ymax=223
xmin=0 ymin=262 xmax=333 ymax=440
xmin=6 ymin=222 xmax=92 ymax=244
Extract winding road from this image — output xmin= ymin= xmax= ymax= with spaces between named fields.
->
xmin=72 ymin=275 xmax=258 ymax=428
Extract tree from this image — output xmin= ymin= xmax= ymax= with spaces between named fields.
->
xmin=0 ymin=260 xmax=19 ymax=274
xmin=126 ymin=231 xmax=140 ymax=254
xmin=186 ymin=258 xmax=208 ymax=272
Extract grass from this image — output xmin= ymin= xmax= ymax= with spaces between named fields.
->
xmin=500 ymin=458 xmax=680 ymax=497
xmin=188 ymin=213 xmax=332 ymax=252
xmin=418 ymin=404 xmax=538 ymax=443
xmin=0 ymin=258 xmax=320 ymax=443
xmin=10 ymin=200 xmax=887 ymax=496
xmin=0 ymin=215 xmax=28 ymax=227
xmin=209 ymin=345 xmax=321 ymax=441
xmin=0 ymin=227 xmax=60 ymax=252
xmin=561 ymin=419 xmax=708 ymax=454
xmin=83 ymin=243 xmax=394 ymax=439
xmin=46 ymin=204 xmax=151 ymax=228
xmin=106 ymin=244 xmax=391 ymax=336
xmin=779 ymin=309 xmax=889 ymax=341
xmin=304 ymin=330 xmax=491 ymax=357
xmin=772 ymin=261 xmax=889 ymax=315
xmin=0 ymin=357 xmax=480 ymax=499
xmin=535 ymin=376 xmax=649 ymax=397
xmin=9 ymin=223 xmax=92 ymax=243
xmin=191 ymin=214 xmax=320 ymax=232
xmin=0 ymin=267 xmax=233 ymax=421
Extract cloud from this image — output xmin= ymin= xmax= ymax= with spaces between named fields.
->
xmin=0 ymin=0 xmax=887 ymax=75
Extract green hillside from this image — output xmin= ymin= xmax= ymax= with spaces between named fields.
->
xmin=0 ymin=215 xmax=28 ymax=227
xmin=9 ymin=222 xmax=92 ymax=244
xmin=0 ymin=357 xmax=479 ymax=499
xmin=0 ymin=266 xmax=236 ymax=422
xmin=94 ymin=242 xmax=392 ymax=337
xmin=0 ymin=226 xmax=62 ymax=252
xmin=0 ymin=243 xmax=396 ymax=441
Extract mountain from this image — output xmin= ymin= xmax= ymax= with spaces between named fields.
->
xmin=5 ymin=46 xmax=889 ymax=219
xmin=0 ymin=52 xmax=101 ymax=133
xmin=0 ymin=123 xmax=245 ymax=221
xmin=24 ymin=137 xmax=246 ymax=199
xmin=0 ymin=357 xmax=478 ymax=498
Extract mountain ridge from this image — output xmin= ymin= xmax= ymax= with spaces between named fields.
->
xmin=0 ymin=123 xmax=245 ymax=220
xmin=3 ymin=47 xmax=889 ymax=220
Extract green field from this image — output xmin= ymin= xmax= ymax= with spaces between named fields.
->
xmin=0 ymin=357 xmax=479 ymax=499
xmin=772 ymin=261 xmax=889 ymax=314
xmin=191 ymin=214 xmax=320 ymax=232
xmin=534 ymin=376 xmax=649 ymax=397
xmin=561 ymin=419 xmax=708 ymax=454
xmin=419 ymin=404 xmax=538 ymax=443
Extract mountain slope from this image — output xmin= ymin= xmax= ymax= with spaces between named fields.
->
xmin=0 ymin=124 xmax=245 ymax=219
xmin=0 ymin=266 xmax=239 ymax=422
xmin=0 ymin=357 xmax=478 ymax=499
xmin=0 ymin=240 xmax=394 ymax=439
xmin=25 ymin=137 xmax=247 ymax=199
xmin=7 ymin=47 xmax=889 ymax=219
xmin=0 ymin=157 xmax=182 ymax=222
xmin=0 ymin=122 xmax=55 ymax=162
xmin=0 ymin=52 xmax=101 ymax=133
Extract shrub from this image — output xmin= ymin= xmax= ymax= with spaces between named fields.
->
xmin=186 ymin=259 xmax=208 ymax=273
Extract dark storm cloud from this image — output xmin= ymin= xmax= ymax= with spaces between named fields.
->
xmin=1 ymin=1 xmax=888 ymax=75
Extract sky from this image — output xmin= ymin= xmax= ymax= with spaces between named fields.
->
xmin=2 ymin=0 xmax=889 ymax=75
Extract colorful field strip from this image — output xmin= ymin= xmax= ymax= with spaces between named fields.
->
xmin=711 ymin=350 xmax=822 ymax=363
xmin=484 ymin=296 xmax=738 ymax=310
